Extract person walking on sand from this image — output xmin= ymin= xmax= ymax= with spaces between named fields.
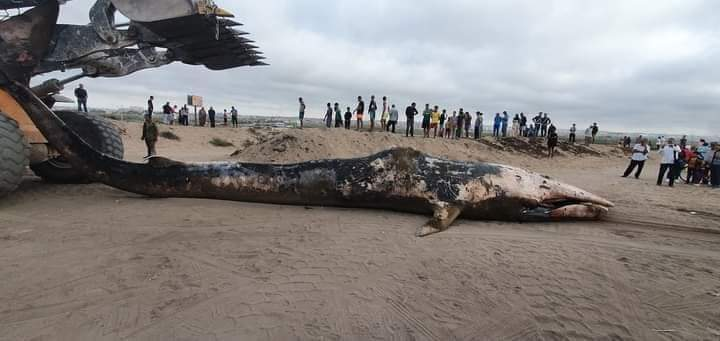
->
xmin=380 ymin=96 xmax=389 ymax=131
xmin=368 ymin=95 xmax=377 ymax=131
xmin=324 ymin=103 xmax=333 ymax=128
xmin=230 ymin=106 xmax=238 ymax=128
xmin=344 ymin=107 xmax=352 ymax=130
xmin=569 ymin=123 xmax=577 ymax=144
xmin=334 ymin=103 xmax=343 ymax=128
xmin=591 ymin=123 xmax=599 ymax=144
xmin=388 ymin=104 xmax=399 ymax=133
xmin=74 ymin=84 xmax=88 ymax=113
xmin=622 ymin=138 xmax=650 ymax=179
xmin=422 ymin=104 xmax=432 ymax=138
xmin=547 ymin=130 xmax=559 ymax=158
xmin=464 ymin=111 xmax=472 ymax=138
xmin=298 ymin=97 xmax=306 ymax=129
xmin=141 ymin=115 xmax=158 ymax=158
xmin=474 ymin=112 xmax=483 ymax=139
xmin=356 ymin=96 xmax=365 ymax=131
xmin=657 ymin=139 xmax=680 ymax=187
xmin=405 ymin=102 xmax=418 ymax=137
xmin=431 ymin=105 xmax=441 ymax=138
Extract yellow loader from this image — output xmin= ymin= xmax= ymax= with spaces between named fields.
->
xmin=0 ymin=0 xmax=265 ymax=196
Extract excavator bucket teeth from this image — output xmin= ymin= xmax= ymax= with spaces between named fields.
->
xmin=135 ymin=13 xmax=265 ymax=70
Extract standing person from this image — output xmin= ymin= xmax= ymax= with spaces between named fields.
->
xmin=710 ymin=144 xmax=720 ymax=188
xmin=334 ymin=103 xmax=343 ymax=128
xmin=344 ymin=107 xmax=352 ymax=130
xmin=464 ymin=111 xmax=472 ymax=138
xmin=684 ymin=146 xmax=699 ymax=184
xmin=584 ymin=125 xmax=593 ymax=145
xmin=141 ymin=115 xmax=158 ymax=158
xmin=501 ymin=111 xmax=509 ymax=137
xmin=355 ymin=96 xmax=365 ymax=131
xmin=657 ymin=139 xmax=680 ymax=187
xmin=698 ymin=139 xmax=712 ymax=184
xmin=171 ymin=105 xmax=178 ymax=125
xmin=230 ymin=106 xmax=238 ymax=128
xmin=298 ymin=97 xmax=306 ymax=129
xmin=547 ymin=131 xmax=559 ymax=158
xmin=591 ymin=123 xmax=599 ymax=144
xmin=431 ymin=106 xmax=441 ymax=138
xmin=387 ymin=104 xmax=399 ymax=133
xmin=178 ymin=105 xmax=188 ymax=126
xmin=439 ymin=109 xmax=447 ymax=138
xmin=512 ymin=114 xmax=520 ymax=137
xmin=445 ymin=112 xmax=455 ymax=139
xmin=324 ymin=103 xmax=333 ymax=128
xmin=208 ymin=107 xmax=216 ymax=128
xmin=456 ymin=109 xmax=465 ymax=139
xmin=680 ymin=135 xmax=688 ymax=149
xmin=223 ymin=109 xmax=228 ymax=126
xmin=380 ymin=96 xmax=389 ymax=131
xmin=74 ymin=84 xmax=88 ymax=113
xmin=405 ymin=103 xmax=418 ymax=137
xmin=368 ymin=95 xmax=377 ymax=131
xmin=622 ymin=138 xmax=650 ymax=178
xmin=519 ymin=113 xmax=527 ymax=137
xmin=474 ymin=112 xmax=483 ymax=139
xmin=492 ymin=113 xmax=501 ymax=138
xmin=655 ymin=136 xmax=662 ymax=150
xmin=532 ymin=113 xmax=542 ymax=136
xmin=540 ymin=113 xmax=551 ymax=137
xmin=198 ymin=107 xmax=207 ymax=127
xmin=569 ymin=124 xmax=577 ymax=144
xmin=162 ymin=102 xmax=172 ymax=125
xmin=421 ymin=104 xmax=432 ymax=138
xmin=147 ymin=96 xmax=154 ymax=117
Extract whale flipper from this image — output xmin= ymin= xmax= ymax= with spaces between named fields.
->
xmin=416 ymin=203 xmax=463 ymax=237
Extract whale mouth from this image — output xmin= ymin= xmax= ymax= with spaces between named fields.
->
xmin=522 ymin=199 xmax=612 ymax=221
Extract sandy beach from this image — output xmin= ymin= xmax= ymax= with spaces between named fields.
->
xmin=1 ymin=121 xmax=719 ymax=340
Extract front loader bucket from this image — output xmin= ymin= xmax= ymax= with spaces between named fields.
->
xmin=111 ymin=0 xmax=266 ymax=70
xmin=111 ymin=0 xmax=232 ymax=23
xmin=0 ymin=1 xmax=59 ymax=84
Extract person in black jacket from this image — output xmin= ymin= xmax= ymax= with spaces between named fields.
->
xmin=74 ymin=84 xmax=88 ymax=113
xmin=405 ymin=103 xmax=418 ymax=137
xmin=208 ymin=107 xmax=216 ymax=128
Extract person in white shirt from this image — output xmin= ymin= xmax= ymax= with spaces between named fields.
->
xmin=622 ymin=138 xmax=650 ymax=178
xmin=657 ymin=139 xmax=680 ymax=187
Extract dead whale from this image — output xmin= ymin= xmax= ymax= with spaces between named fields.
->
xmin=13 ymin=83 xmax=613 ymax=236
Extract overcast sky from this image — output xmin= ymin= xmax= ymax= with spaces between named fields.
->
xmin=44 ymin=0 xmax=719 ymax=135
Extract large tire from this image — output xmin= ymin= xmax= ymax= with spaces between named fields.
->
xmin=0 ymin=112 xmax=30 ymax=198
xmin=31 ymin=111 xmax=124 ymax=183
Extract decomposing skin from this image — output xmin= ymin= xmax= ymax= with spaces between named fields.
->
xmin=13 ymin=83 xmax=614 ymax=236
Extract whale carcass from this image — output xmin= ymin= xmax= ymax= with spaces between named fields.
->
xmin=13 ymin=83 xmax=614 ymax=236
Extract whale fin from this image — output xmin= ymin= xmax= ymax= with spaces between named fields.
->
xmin=416 ymin=203 xmax=463 ymax=237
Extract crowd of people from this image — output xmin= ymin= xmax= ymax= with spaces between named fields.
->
xmin=145 ymin=96 xmax=241 ymax=129
xmin=621 ymin=137 xmax=720 ymax=188
xmin=307 ymin=96 xmax=605 ymax=159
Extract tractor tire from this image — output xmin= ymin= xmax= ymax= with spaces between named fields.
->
xmin=31 ymin=111 xmax=124 ymax=184
xmin=0 ymin=112 xmax=30 ymax=198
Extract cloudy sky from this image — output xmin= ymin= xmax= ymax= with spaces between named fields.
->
xmin=44 ymin=0 xmax=719 ymax=135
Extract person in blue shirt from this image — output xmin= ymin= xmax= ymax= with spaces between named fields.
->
xmin=493 ymin=113 xmax=502 ymax=138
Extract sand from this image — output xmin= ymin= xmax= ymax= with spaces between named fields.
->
xmin=1 ymin=121 xmax=719 ymax=340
